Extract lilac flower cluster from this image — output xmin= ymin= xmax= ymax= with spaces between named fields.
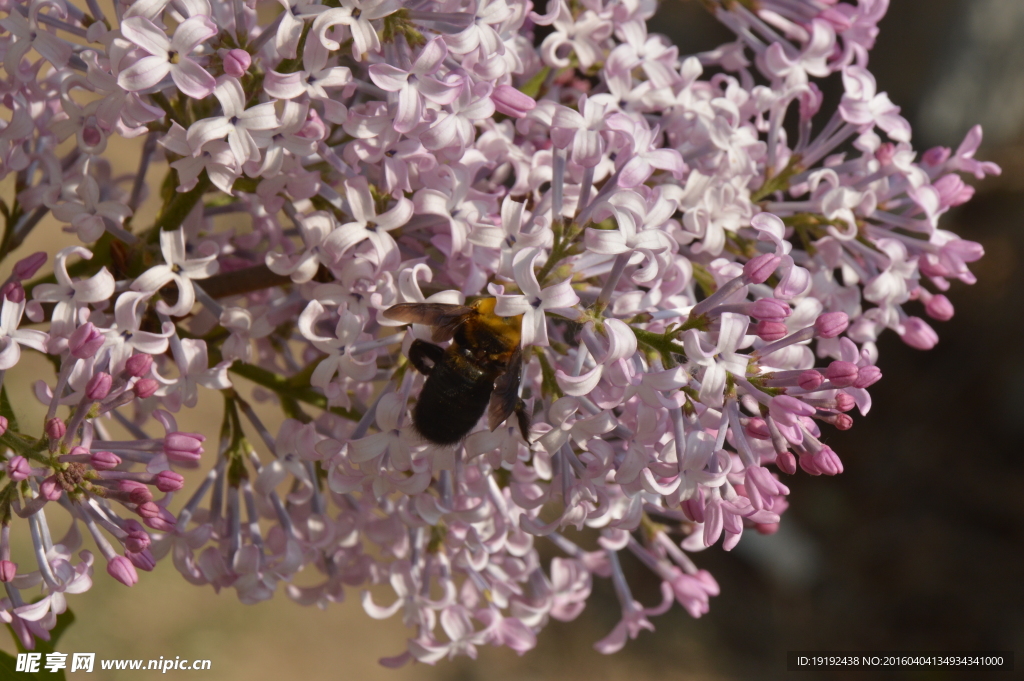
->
xmin=0 ymin=0 xmax=998 ymax=663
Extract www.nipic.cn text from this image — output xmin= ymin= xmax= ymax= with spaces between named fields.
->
xmin=15 ymin=652 xmax=212 ymax=673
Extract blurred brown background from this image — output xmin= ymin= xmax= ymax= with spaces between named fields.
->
xmin=3 ymin=1 xmax=1023 ymax=679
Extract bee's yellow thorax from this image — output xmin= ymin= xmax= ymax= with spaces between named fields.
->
xmin=471 ymin=297 xmax=523 ymax=348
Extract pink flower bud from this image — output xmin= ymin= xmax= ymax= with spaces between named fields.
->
xmin=223 ymin=49 xmax=251 ymax=77
xmin=1 ymin=282 xmax=24 ymax=303
xmin=899 ymin=316 xmax=938 ymax=350
xmin=107 ymin=555 xmax=139 ymax=586
xmin=164 ymin=432 xmax=206 ymax=462
xmin=682 ymin=496 xmax=704 ymax=523
xmin=853 ymin=365 xmax=882 ymax=389
xmin=814 ymin=312 xmax=848 ymax=338
xmin=298 ymin=109 xmax=327 ymax=140
xmin=798 ymin=83 xmax=823 ymax=121
xmin=749 ymin=297 xmax=790 ymax=322
xmin=742 ymin=253 xmax=781 ymax=285
xmin=875 ymin=142 xmax=895 ymax=165
xmin=491 ymin=84 xmax=536 ymax=118
xmin=134 ymin=378 xmax=159 ymax=399
xmin=85 ymin=372 xmax=113 ymax=400
xmin=40 ymin=476 xmax=63 ymax=500
xmin=12 ymin=252 xmax=46 ymax=280
xmin=797 ymin=370 xmax=823 ymax=391
xmin=142 ymin=505 xmax=176 ymax=532
xmin=137 ymin=501 xmax=161 ymax=518
xmin=120 ymin=480 xmax=152 ymax=505
xmin=832 ymin=413 xmax=853 ymax=430
xmin=755 ymin=321 xmax=788 ymax=342
xmin=775 ymin=450 xmax=796 ymax=475
xmin=45 ymin=418 xmax=66 ymax=440
xmin=754 ymin=522 xmax=779 ymax=535
xmin=834 ymin=391 xmax=856 ymax=412
xmin=921 ymin=146 xmax=950 ymax=167
xmin=91 ymin=450 xmax=121 ymax=470
xmin=7 ymin=455 xmax=30 ymax=481
xmin=0 ymin=415 xmax=8 ymax=437
xmin=154 ymin=470 xmax=185 ymax=492
xmin=125 ymin=353 xmax=153 ymax=377
xmin=124 ymin=529 xmax=151 ymax=554
xmin=0 ymin=560 xmax=16 ymax=582
xmin=128 ymin=549 xmax=157 ymax=572
xmin=69 ymin=322 xmax=105 ymax=359
xmin=812 ymin=446 xmax=843 ymax=475
xmin=826 ymin=361 xmax=859 ymax=388
xmin=924 ymin=293 xmax=954 ymax=321
xmin=745 ymin=418 xmax=770 ymax=440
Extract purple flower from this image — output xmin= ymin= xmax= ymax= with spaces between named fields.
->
xmin=118 ymin=14 xmax=218 ymax=99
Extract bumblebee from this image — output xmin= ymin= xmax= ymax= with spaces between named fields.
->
xmin=382 ymin=298 xmax=530 ymax=445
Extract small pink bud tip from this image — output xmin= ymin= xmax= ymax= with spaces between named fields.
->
xmin=681 ymin=497 xmax=704 ymax=524
xmin=756 ymin=321 xmax=788 ymax=342
xmin=749 ymin=297 xmax=791 ymax=322
xmin=0 ymin=560 xmax=16 ymax=582
xmin=69 ymin=322 xmax=105 ymax=359
xmin=137 ymin=501 xmax=161 ymax=518
xmin=853 ymin=365 xmax=882 ymax=389
xmin=491 ymin=84 xmax=537 ymax=118
xmin=12 ymin=252 xmax=47 ymax=280
xmin=128 ymin=549 xmax=157 ymax=571
xmin=1 ymin=282 xmax=24 ymax=303
xmin=91 ymin=450 xmax=121 ymax=470
xmin=45 ymin=418 xmax=66 ymax=440
xmin=298 ymin=109 xmax=327 ymax=141
xmin=125 ymin=353 xmax=153 ymax=378
xmin=120 ymin=480 xmax=153 ymax=505
xmin=124 ymin=529 xmax=151 ymax=554
xmin=814 ymin=312 xmax=848 ymax=338
xmin=107 ymin=555 xmax=139 ymax=586
xmin=797 ymin=370 xmax=823 ymax=391
xmin=743 ymin=253 xmax=781 ymax=285
xmin=745 ymin=418 xmax=770 ymax=440
xmin=833 ymin=413 xmax=853 ymax=430
xmin=925 ymin=293 xmax=954 ymax=321
xmin=223 ymin=48 xmax=251 ymax=78
xmin=0 ymin=415 xmax=8 ymax=437
xmin=826 ymin=361 xmax=859 ymax=388
xmin=899 ymin=316 xmax=938 ymax=350
xmin=834 ymin=391 xmax=856 ymax=412
xmin=134 ymin=378 xmax=159 ymax=399
xmin=6 ymin=455 xmax=30 ymax=481
xmin=921 ymin=146 xmax=950 ymax=167
xmin=40 ymin=476 xmax=63 ymax=501
xmin=154 ymin=470 xmax=185 ymax=492
xmin=874 ymin=142 xmax=895 ymax=165
xmin=775 ymin=450 xmax=797 ymax=475
xmin=143 ymin=507 xmax=176 ymax=532
xmin=85 ymin=372 xmax=113 ymax=401
xmin=165 ymin=432 xmax=206 ymax=462
xmin=754 ymin=522 xmax=779 ymax=535
xmin=813 ymin=446 xmax=843 ymax=476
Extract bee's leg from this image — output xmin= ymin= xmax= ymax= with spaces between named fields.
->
xmin=514 ymin=398 xmax=531 ymax=446
xmin=408 ymin=339 xmax=444 ymax=375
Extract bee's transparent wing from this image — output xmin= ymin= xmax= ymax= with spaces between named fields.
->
xmin=382 ymin=303 xmax=473 ymax=342
xmin=488 ymin=347 xmax=525 ymax=433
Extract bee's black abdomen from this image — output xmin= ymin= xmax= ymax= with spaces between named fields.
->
xmin=413 ymin=357 xmax=494 ymax=445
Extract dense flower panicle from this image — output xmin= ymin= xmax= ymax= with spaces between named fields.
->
xmin=0 ymin=0 xmax=997 ymax=662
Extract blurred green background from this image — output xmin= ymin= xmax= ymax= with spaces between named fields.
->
xmin=2 ymin=1 xmax=1023 ymax=679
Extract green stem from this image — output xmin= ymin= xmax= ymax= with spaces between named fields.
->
xmin=631 ymin=327 xmax=688 ymax=364
xmin=149 ymin=173 xmax=213 ymax=241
